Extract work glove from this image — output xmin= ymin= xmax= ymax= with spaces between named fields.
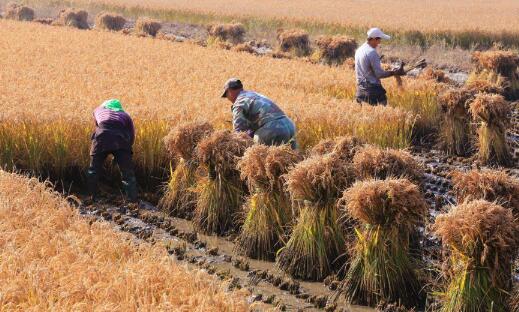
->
xmin=392 ymin=62 xmax=406 ymax=76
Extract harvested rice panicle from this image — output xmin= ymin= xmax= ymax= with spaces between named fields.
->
xmin=163 ymin=121 xmax=214 ymax=161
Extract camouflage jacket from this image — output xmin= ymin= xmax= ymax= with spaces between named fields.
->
xmin=231 ymin=91 xmax=287 ymax=135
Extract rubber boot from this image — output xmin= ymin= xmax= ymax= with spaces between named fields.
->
xmin=122 ymin=173 xmax=138 ymax=203
xmin=86 ymin=169 xmax=99 ymax=202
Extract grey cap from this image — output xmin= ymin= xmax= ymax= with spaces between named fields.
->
xmin=221 ymin=78 xmax=243 ymax=98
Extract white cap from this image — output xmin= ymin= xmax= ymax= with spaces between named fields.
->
xmin=367 ymin=28 xmax=391 ymax=40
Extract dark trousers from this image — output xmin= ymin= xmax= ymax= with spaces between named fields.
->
xmin=87 ymin=148 xmax=137 ymax=201
xmin=355 ymin=83 xmax=388 ymax=106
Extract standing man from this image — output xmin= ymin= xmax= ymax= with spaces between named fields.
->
xmin=87 ymin=99 xmax=138 ymax=203
xmin=221 ymin=78 xmax=297 ymax=149
xmin=355 ymin=27 xmax=405 ymax=106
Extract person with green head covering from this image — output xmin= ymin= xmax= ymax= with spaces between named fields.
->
xmin=87 ymin=99 xmax=138 ymax=203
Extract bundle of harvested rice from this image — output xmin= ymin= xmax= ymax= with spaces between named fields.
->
xmin=135 ymin=17 xmax=162 ymax=37
xmin=235 ymin=145 xmax=301 ymax=260
xmin=353 ymin=146 xmax=423 ymax=183
xmin=277 ymin=29 xmax=311 ymax=57
xmin=277 ymin=154 xmax=355 ymax=280
xmin=194 ymin=130 xmax=252 ymax=235
xmin=339 ymin=179 xmax=427 ymax=308
xmin=465 ymin=76 xmax=505 ymax=95
xmin=207 ymin=23 xmax=245 ymax=44
xmin=435 ymin=200 xmax=519 ymax=312
xmin=4 ymin=2 xmax=33 ymax=21
xmin=469 ymin=93 xmax=512 ymax=166
xmin=231 ymin=42 xmax=255 ymax=54
xmin=437 ymin=88 xmax=474 ymax=156
xmin=309 ymin=138 xmax=336 ymax=156
xmin=95 ymin=12 xmax=126 ymax=31
xmin=34 ymin=18 xmax=54 ymax=25
xmin=315 ymin=35 xmax=357 ymax=65
xmin=52 ymin=8 xmax=89 ymax=29
xmin=472 ymin=50 xmax=519 ymax=78
xmin=158 ymin=121 xmax=214 ymax=218
xmin=419 ymin=68 xmax=451 ymax=84
xmin=451 ymin=169 xmax=519 ymax=215
xmin=471 ymin=50 xmax=519 ymax=100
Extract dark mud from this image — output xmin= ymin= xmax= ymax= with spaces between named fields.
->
xmin=78 ymin=197 xmax=374 ymax=312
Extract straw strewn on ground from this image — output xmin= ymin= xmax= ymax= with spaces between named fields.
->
xmin=0 ymin=170 xmax=248 ymax=311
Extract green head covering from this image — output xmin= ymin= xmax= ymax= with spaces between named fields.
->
xmin=102 ymin=99 xmax=124 ymax=112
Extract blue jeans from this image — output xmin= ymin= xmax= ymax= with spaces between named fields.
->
xmin=254 ymin=117 xmax=297 ymax=149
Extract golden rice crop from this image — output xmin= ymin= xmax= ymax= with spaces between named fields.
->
xmin=352 ymin=145 xmax=423 ymax=183
xmin=277 ymin=29 xmax=311 ymax=57
xmin=278 ymin=154 xmax=354 ymax=280
xmin=159 ymin=121 xmax=214 ymax=218
xmin=451 ymin=169 xmax=519 ymax=215
xmin=0 ymin=171 xmax=248 ymax=310
xmin=437 ymin=88 xmax=473 ymax=156
xmin=435 ymin=200 xmax=519 ymax=312
xmin=207 ymin=23 xmax=245 ymax=44
xmin=314 ymin=35 xmax=357 ymax=65
xmin=193 ymin=130 xmax=252 ymax=235
xmin=339 ymin=178 xmax=428 ymax=308
xmin=3 ymin=2 xmax=34 ymax=21
xmin=235 ymin=145 xmax=301 ymax=260
xmin=469 ymin=93 xmax=512 ymax=166
xmin=52 ymin=8 xmax=89 ymax=29
xmin=472 ymin=50 xmax=519 ymax=78
xmin=135 ymin=17 xmax=162 ymax=36
xmin=95 ymin=11 xmax=127 ymax=31
xmin=309 ymin=138 xmax=336 ymax=156
xmin=34 ymin=0 xmax=519 ymax=35
xmin=0 ymin=20 xmax=433 ymax=184
xmin=419 ymin=68 xmax=451 ymax=84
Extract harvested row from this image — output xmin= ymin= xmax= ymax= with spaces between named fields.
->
xmin=0 ymin=170 xmax=248 ymax=310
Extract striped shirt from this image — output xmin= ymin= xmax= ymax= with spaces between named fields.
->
xmin=91 ymin=106 xmax=135 ymax=152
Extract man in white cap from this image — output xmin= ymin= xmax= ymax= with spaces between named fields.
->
xmin=221 ymin=78 xmax=297 ymax=149
xmin=354 ymin=27 xmax=405 ymax=106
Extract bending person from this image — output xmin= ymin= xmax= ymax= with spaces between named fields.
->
xmin=221 ymin=78 xmax=297 ymax=149
xmin=87 ymin=99 xmax=138 ymax=203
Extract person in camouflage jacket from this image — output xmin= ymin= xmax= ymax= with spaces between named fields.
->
xmin=221 ymin=78 xmax=297 ymax=149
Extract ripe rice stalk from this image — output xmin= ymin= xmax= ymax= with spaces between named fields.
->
xmin=314 ymin=35 xmax=357 ymax=65
xmin=468 ymin=93 xmax=512 ymax=166
xmin=159 ymin=120 xmax=213 ymax=218
xmin=434 ymin=200 xmax=519 ymax=312
xmin=231 ymin=42 xmax=255 ymax=54
xmin=194 ymin=130 xmax=252 ymax=235
xmin=472 ymin=50 xmax=519 ymax=78
xmin=277 ymin=29 xmax=311 ymax=57
xmin=52 ymin=8 xmax=89 ymax=29
xmin=451 ymin=169 xmax=519 ymax=216
xmin=419 ymin=68 xmax=451 ymax=84
xmin=352 ymin=145 xmax=423 ymax=183
xmin=4 ymin=2 xmax=34 ymax=21
xmin=471 ymin=51 xmax=519 ymax=100
xmin=95 ymin=12 xmax=126 ymax=31
xmin=437 ymin=88 xmax=474 ymax=156
xmin=135 ymin=17 xmax=162 ymax=37
xmin=309 ymin=138 xmax=336 ymax=156
xmin=339 ymin=179 xmax=428 ymax=308
xmin=465 ymin=74 xmax=506 ymax=95
xmin=235 ymin=145 xmax=301 ymax=260
xmin=278 ymin=154 xmax=355 ymax=281
xmin=207 ymin=23 xmax=245 ymax=44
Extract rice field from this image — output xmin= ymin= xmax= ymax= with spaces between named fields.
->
xmin=0 ymin=170 xmax=248 ymax=310
xmin=1 ymin=3 xmax=519 ymax=312
xmin=0 ymin=19 xmax=438 ymax=182
xmin=20 ymin=0 xmax=519 ymax=49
